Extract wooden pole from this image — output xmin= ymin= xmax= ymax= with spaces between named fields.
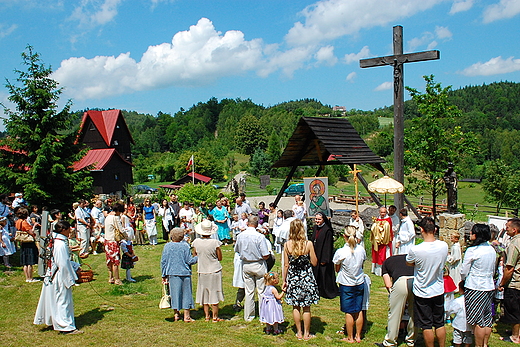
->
xmin=393 ymin=26 xmax=405 ymax=211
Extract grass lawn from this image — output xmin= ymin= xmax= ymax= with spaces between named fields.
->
xmin=0 ymin=236 xmax=513 ymax=347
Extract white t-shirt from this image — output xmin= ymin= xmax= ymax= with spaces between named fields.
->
xmin=333 ymin=243 xmax=366 ymax=286
xmin=406 ymin=239 xmax=448 ymax=298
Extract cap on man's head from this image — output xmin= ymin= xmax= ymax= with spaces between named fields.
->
xmin=15 ymin=193 xmax=22 ymax=197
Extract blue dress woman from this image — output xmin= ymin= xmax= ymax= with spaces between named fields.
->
xmin=211 ymin=200 xmax=230 ymax=242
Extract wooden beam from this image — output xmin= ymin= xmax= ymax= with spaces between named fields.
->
xmin=360 ymin=50 xmax=440 ymax=68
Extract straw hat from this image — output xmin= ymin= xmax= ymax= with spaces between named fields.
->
xmin=195 ymin=220 xmax=217 ymax=236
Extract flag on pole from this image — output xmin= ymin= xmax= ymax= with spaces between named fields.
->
xmin=186 ymin=155 xmax=194 ymax=171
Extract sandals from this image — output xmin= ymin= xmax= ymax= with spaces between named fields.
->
xmin=304 ymin=334 xmax=316 ymax=341
xmin=184 ymin=317 xmax=195 ymax=322
xmin=108 ymin=278 xmax=115 ymax=284
xmin=273 ymin=329 xmax=283 ymax=335
xmin=212 ymin=317 xmax=224 ymax=322
xmin=174 ymin=314 xmax=181 ymax=322
xmin=114 ymin=279 xmax=123 ymax=286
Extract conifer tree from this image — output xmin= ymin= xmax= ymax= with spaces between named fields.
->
xmin=0 ymin=46 xmax=92 ymax=209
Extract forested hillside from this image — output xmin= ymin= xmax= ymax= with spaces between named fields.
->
xmin=71 ymin=81 xmax=520 ymax=187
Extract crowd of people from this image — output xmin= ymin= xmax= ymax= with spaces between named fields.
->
xmin=1 ymin=191 xmax=519 ymax=345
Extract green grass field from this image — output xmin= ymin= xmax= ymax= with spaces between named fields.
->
xmin=0 ymin=237 xmax=513 ymax=347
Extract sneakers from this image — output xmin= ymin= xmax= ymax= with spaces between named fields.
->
xmin=26 ymin=278 xmax=41 ymax=283
xmin=126 ymin=278 xmax=136 ymax=283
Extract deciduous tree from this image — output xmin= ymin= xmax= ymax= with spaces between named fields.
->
xmin=404 ymin=75 xmax=477 ymax=217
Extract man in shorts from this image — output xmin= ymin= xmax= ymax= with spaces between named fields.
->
xmin=406 ymin=217 xmax=448 ymax=347
xmin=498 ymin=218 xmax=520 ymax=343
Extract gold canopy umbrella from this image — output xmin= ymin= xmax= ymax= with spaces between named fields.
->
xmin=367 ymin=176 xmax=405 ymax=206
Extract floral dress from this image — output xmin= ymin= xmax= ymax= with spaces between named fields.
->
xmin=285 ymin=254 xmax=319 ymax=307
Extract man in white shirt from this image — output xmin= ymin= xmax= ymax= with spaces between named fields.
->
xmin=233 ymin=197 xmax=252 ymax=217
xmin=178 ymin=201 xmax=195 ymax=240
xmin=406 ymin=217 xmax=448 ymax=347
xmin=395 ymin=209 xmax=415 ymax=255
xmin=75 ymin=199 xmax=91 ymax=257
xmin=90 ymin=200 xmax=105 ymax=255
xmin=234 ymin=216 xmax=270 ymax=321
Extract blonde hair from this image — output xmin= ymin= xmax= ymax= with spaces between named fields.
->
xmin=263 ymin=271 xmax=279 ymax=285
xmin=288 ymin=219 xmax=307 ymax=257
xmin=451 ymin=232 xmax=460 ymax=241
xmin=345 ymin=225 xmax=357 ymax=253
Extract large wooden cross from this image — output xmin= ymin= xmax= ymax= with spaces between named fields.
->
xmin=359 ymin=25 xmax=440 ymax=209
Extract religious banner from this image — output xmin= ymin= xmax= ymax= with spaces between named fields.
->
xmin=304 ymin=177 xmax=330 ymax=217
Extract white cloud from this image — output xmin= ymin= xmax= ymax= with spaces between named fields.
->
xmin=483 ymin=0 xmax=520 ymax=23
xmin=435 ymin=26 xmax=452 ymax=40
xmin=344 ymin=46 xmax=370 ymax=64
xmin=346 ymin=71 xmax=356 ymax=82
xmin=407 ymin=26 xmax=452 ymax=51
xmin=284 ymin=0 xmax=445 ymax=46
xmin=449 ymin=0 xmax=474 ymax=14
xmin=460 ymin=56 xmax=520 ymax=76
xmin=375 ymin=81 xmax=392 ymax=91
xmin=314 ymin=45 xmax=338 ymax=66
xmin=54 ymin=18 xmax=269 ymax=99
xmin=0 ymin=23 xmax=17 ymax=39
xmin=69 ymin=0 xmax=122 ymax=27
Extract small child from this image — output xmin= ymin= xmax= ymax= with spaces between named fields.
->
xmin=445 ymin=281 xmax=472 ymax=347
xmin=238 ymin=212 xmax=248 ymax=232
xmin=0 ymin=216 xmax=15 ymax=269
xmin=68 ymin=227 xmax=82 ymax=264
xmin=272 ymin=210 xmax=284 ymax=254
xmin=230 ymin=214 xmax=240 ymax=242
xmin=294 ymin=200 xmax=307 ymax=230
xmin=447 ymin=232 xmax=462 ymax=290
xmin=121 ymin=234 xmax=138 ymax=282
xmin=134 ymin=211 xmax=146 ymax=245
xmin=259 ymin=272 xmax=284 ymax=335
xmin=444 ymin=266 xmax=458 ymax=324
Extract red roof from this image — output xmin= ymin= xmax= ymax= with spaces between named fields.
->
xmin=78 ymin=110 xmax=135 ymax=146
xmin=188 ymin=172 xmax=212 ymax=183
xmin=73 ymin=148 xmax=133 ymax=171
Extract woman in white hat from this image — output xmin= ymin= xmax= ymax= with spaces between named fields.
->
xmin=192 ymin=220 xmax=225 ymax=322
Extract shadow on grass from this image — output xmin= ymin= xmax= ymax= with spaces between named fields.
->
xmin=133 ymin=274 xmax=154 ymax=282
xmin=75 ymin=307 xmax=112 ymax=329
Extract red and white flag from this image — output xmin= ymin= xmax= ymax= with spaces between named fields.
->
xmin=186 ymin=155 xmax=194 ymax=171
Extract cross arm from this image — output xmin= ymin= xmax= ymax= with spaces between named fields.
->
xmin=360 ymin=50 xmax=440 ymax=68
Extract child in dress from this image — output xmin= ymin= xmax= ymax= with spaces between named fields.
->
xmin=447 ymin=232 xmax=462 ymax=291
xmin=260 ymin=271 xmax=284 ymax=335
xmin=445 ymin=282 xmax=472 ymax=347
xmin=230 ymin=214 xmax=240 ymax=243
xmin=294 ymin=200 xmax=307 ymax=230
xmin=238 ymin=213 xmax=248 ymax=233
xmin=272 ymin=210 xmax=284 ymax=254
xmin=0 ymin=216 xmax=15 ymax=269
xmin=443 ymin=266 xmax=458 ymax=324
xmin=68 ymin=227 xmax=82 ymax=264
xmin=121 ymin=233 xmax=138 ymax=282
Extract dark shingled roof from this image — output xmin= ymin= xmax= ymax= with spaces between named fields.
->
xmin=272 ymin=116 xmax=385 ymax=169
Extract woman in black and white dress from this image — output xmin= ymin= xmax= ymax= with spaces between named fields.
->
xmin=460 ymin=224 xmax=496 ymax=347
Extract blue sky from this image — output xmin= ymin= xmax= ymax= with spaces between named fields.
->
xmin=0 ymin=0 xmax=519 ymax=124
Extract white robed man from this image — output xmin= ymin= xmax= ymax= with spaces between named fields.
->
xmin=395 ymin=208 xmax=416 ymax=255
xmin=34 ymin=220 xmax=83 ymax=334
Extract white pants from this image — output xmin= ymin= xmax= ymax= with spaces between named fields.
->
xmin=76 ymin=224 xmax=90 ymax=254
xmin=242 ymin=260 xmax=267 ymax=321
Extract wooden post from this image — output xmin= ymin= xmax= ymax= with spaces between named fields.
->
xmin=360 ymin=25 xmax=440 ymax=210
